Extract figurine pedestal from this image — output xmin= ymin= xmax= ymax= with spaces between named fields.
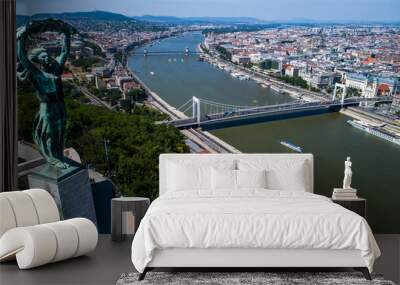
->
xmin=332 ymin=188 xmax=358 ymax=200
xmin=333 ymin=188 xmax=358 ymax=192
xmin=28 ymin=161 xmax=97 ymax=225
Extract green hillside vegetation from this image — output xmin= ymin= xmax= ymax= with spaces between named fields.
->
xmin=83 ymin=40 xmax=106 ymax=58
xmin=18 ymin=83 xmax=189 ymax=200
xmin=71 ymin=57 xmax=103 ymax=71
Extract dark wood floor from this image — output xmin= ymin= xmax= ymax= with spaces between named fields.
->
xmin=0 ymin=234 xmax=399 ymax=285
xmin=0 ymin=235 xmax=133 ymax=285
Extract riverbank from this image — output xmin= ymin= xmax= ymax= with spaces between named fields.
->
xmin=199 ymin=44 xmax=329 ymax=103
xmin=202 ymin=43 xmax=400 ymax=145
xmin=127 ymin=63 xmax=240 ymax=154
xmin=340 ymin=107 xmax=400 ymax=139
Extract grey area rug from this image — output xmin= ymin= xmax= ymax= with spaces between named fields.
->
xmin=117 ymin=272 xmax=396 ymax=285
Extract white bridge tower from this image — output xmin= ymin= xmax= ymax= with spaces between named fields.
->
xmin=192 ymin=96 xmax=201 ymax=124
xmin=332 ymin=83 xmax=347 ymax=106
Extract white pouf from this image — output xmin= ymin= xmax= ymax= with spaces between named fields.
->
xmin=0 ymin=189 xmax=98 ymax=269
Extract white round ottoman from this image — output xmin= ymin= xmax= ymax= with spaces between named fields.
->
xmin=0 ymin=189 xmax=98 ymax=269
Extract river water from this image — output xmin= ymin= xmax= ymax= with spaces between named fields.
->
xmin=129 ymin=31 xmax=399 ymax=233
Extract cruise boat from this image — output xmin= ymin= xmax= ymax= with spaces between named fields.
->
xmin=237 ymin=74 xmax=250 ymax=80
xmin=230 ymin=72 xmax=249 ymax=80
xmin=347 ymin=120 xmax=400 ymax=146
xmin=280 ymin=141 xmax=303 ymax=152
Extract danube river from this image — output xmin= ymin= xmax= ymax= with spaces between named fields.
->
xmin=129 ymin=31 xmax=399 ymax=233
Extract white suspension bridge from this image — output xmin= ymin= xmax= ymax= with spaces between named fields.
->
xmin=167 ymin=93 xmax=393 ymax=129
xmin=130 ymin=47 xmax=201 ymax=56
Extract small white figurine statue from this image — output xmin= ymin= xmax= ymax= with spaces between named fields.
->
xmin=342 ymin=156 xmax=353 ymax=189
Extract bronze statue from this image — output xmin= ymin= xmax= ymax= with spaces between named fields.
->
xmin=17 ymin=19 xmax=78 ymax=169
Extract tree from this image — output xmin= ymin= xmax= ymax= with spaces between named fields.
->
xmin=119 ymin=99 xmax=133 ymax=112
xmin=103 ymin=89 xmax=122 ymax=106
xmin=347 ymin=87 xmax=362 ymax=97
xmin=277 ymin=75 xmax=309 ymax=89
xmin=216 ymin=45 xmax=232 ymax=61
xmin=127 ymin=88 xmax=147 ymax=102
xmin=114 ymin=51 xmax=127 ymax=66
xmin=71 ymin=57 xmax=102 ymax=71
xmin=260 ymin=60 xmax=273 ymax=70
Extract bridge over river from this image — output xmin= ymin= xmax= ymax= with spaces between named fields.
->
xmin=129 ymin=47 xmax=201 ymax=56
xmin=168 ymin=96 xmax=393 ymax=130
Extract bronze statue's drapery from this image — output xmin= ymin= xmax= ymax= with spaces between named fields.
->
xmin=0 ymin=0 xmax=17 ymax=192
xmin=17 ymin=19 xmax=78 ymax=169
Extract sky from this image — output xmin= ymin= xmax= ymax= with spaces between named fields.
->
xmin=17 ymin=0 xmax=400 ymax=22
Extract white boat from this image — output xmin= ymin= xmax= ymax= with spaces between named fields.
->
xmin=280 ymin=141 xmax=303 ymax=153
xmin=231 ymin=72 xmax=249 ymax=80
xmin=347 ymin=120 xmax=400 ymax=146
xmin=150 ymin=72 xmax=155 ymax=76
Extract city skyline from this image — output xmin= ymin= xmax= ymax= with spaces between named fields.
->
xmin=17 ymin=0 xmax=400 ymax=23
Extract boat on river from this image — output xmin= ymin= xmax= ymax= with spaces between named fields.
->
xmin=347 ymin=120 xmax=400 ymax=146
xmin=280 ymin=141 xmax=303 ymax=152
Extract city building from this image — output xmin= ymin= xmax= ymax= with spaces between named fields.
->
xmin=284 ymin=64 xmax=300 ymax=77
xmin=390 ymin=95 xmax=400 ymax=113
xmin=231 ymin=54 xmax=251 ymax=65
xmin=345 ymin=73 xmax=400 ymax=97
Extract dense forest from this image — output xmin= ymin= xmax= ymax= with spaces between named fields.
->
xmin=18 ymin=82 xmax=189 ymax=200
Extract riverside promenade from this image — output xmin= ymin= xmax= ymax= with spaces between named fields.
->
xmin=128 ymin=68 xmax=241 ymax=154
xmin=341 ymin=107 xmax=400 ymax=136
xmin=201 ymin=45 xmax=330 ymax=103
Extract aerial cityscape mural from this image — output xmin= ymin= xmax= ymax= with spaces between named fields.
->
xmin=16 ymin=0 xmax=400 ymax=234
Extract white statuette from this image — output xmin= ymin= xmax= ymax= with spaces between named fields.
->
xmin=342 ymin=156 xmax=353 ymax=190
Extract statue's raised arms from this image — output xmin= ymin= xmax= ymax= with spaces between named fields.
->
xmin=17 ymin=19 xmax=78 ymax=169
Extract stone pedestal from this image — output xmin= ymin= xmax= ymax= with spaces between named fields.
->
xmin=28 ymin=160 xmax=97 ymax=225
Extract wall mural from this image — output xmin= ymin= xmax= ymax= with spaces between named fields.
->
xmin=15 ymin=1 xmax=400 ymax=235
